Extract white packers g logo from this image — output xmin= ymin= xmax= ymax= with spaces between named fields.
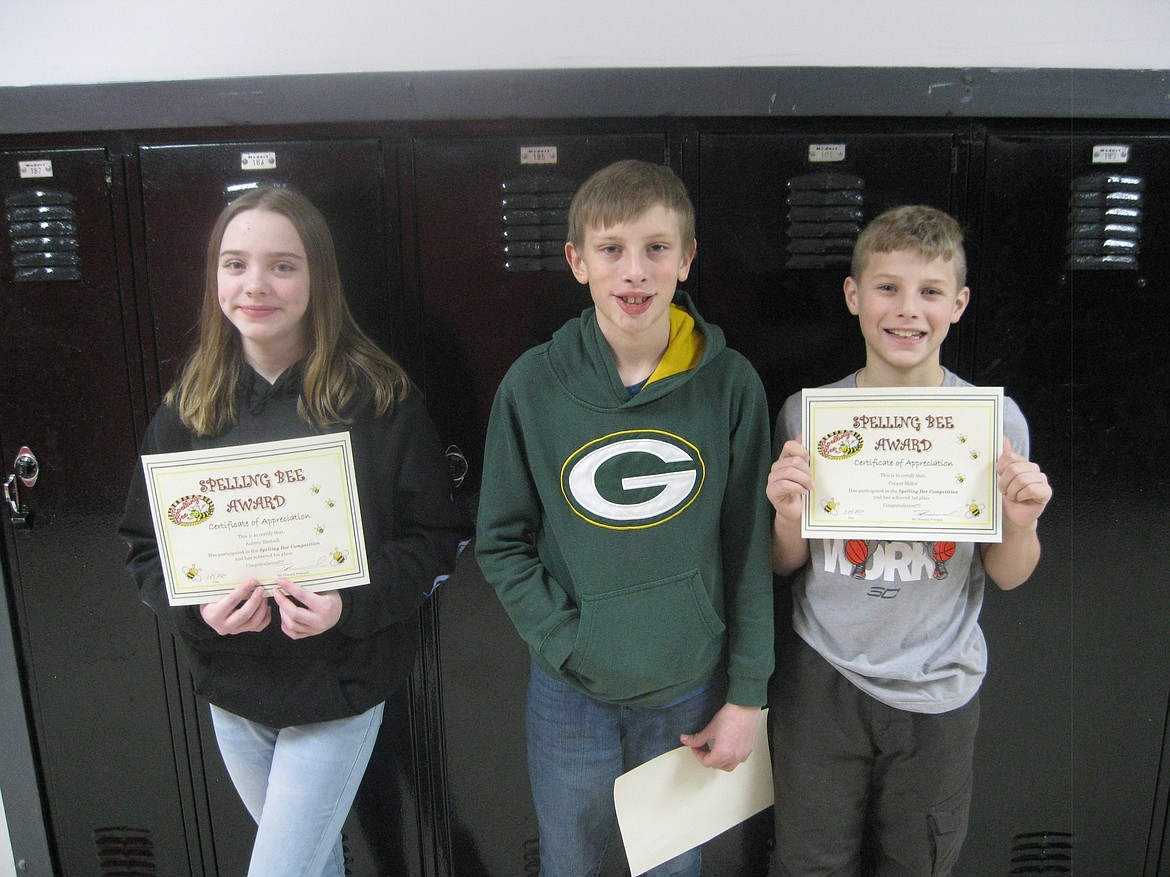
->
xmin=561 ymin=430 xmax=705 ymax=529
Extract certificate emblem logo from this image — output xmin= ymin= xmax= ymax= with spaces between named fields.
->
xmin=817 ymin=430 xmax=864 ymax=460
xmin=168 ymin=494 xmax=215 ymax=526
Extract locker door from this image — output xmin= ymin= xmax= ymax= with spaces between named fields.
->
xmin=696 ymin=132 xmax=960 ymax=423
xmin=0 ymin=558 xmax=52 ymax=873
xmin=412 ymin=134 xmax=723 ymax=876
xmin=975 ymin=132 xmax=1170 ymax=876
xmin=134 ymin=140 xmax=428 ymax=877
xmin=0 ymin=148 xmax=192 ymax=874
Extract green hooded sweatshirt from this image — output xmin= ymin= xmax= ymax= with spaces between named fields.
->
xmin=476 ymin=293 xmax=774 ymax=708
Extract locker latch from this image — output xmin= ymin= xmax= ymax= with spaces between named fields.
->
xmin=3 ymin=446 xmax=38 ymax=532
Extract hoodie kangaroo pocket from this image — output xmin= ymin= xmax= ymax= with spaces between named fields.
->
xmin=568 ymin=569 xmax=724 ymax=701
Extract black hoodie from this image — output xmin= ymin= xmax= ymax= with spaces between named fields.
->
xmin=119 ymin=363 xmax=467 ymax=727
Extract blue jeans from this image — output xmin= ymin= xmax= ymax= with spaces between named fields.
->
xmin=210 ymin=702 xmax=384 ymax=877
xmin=526 ymin=662 xmax=722 ymax=877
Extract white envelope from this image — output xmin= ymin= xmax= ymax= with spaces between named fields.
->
xmin=613 ymin=709 xmax=773 ymax=876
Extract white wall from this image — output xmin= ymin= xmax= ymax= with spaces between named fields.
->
xmin=2 ymin=0 xmax=1167 ymax=87
xmin=0 ymin=787 xmax=14 ymax=877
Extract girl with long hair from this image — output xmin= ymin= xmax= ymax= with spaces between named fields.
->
xmin=120 ymin=187 xmax=466 ymax=876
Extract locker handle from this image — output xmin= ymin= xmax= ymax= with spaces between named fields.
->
xmin=13 ymin=447 xmax=38 ymax=486
xmin=3 ymin=446 xmax=38 ymax=531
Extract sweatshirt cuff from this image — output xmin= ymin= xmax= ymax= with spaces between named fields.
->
xmin=726 ymin=674 xmax=770 ymax=709
xmin=332 ymin=588 xmax=358 ymax=636
xmin=172 ymin=604 xmax=220 ymax=641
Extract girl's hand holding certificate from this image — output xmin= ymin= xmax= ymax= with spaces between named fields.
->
xmin=200 ymin=578 xmax=272 ymax=635
xmin=272 ymin=577 xmax=343 ymax=639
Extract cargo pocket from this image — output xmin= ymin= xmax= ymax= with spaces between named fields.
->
xmin=928 ymin=775 xmax=972 ymax=875
xmin=567 ymin=569 xmax=724 ymax=701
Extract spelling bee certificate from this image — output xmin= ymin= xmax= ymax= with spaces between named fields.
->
xmin=801 ymin=386 xmax=1004 ymax=542
xmin=140 ymin=433 xmax=369 ymax=605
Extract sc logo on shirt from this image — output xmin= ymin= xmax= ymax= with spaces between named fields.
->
xmin=560 ymin=430 xmax=705 ymax=529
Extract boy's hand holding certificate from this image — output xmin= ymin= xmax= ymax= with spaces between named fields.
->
xmin=140 ymin=433 xmax=369 ymax=605
xmin=801 ymin=387 xmax=1004 ymax=542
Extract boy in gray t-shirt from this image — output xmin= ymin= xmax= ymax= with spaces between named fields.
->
xmin=765 ymin=206 xmax=1052 ymax=876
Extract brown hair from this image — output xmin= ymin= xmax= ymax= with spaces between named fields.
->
xmin=166 ymin=186 xmax=408 ymax=436
xmin=852 ymin=205 xmax=967 ymax=287
xmin=567 ymin=159 xmax=695 ymax=248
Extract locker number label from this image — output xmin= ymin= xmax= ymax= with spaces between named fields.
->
xmin=18 ymin=159 xmax=53 ymax=179
xmin=240 ymin=151 xmax=278 ymax=170
xmin=1092 ymin=145 xmax=1130 ymax=164
xmin=808 ymin=144 xmax=847 ymax=163
xmin=520 ymin=146 xmax=558 ymax=165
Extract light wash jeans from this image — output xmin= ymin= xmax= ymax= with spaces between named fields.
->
xmin=210 ymin=701 xmax=384 ymax=877
xmin=526 ymin=662 xmax=721 ymax=877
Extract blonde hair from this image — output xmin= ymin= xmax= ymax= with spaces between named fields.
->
xmin=567 ymin=159 xmax=695 ymax=248
xmin=167 ymin=187 xmax=408 ymax=436
xmin=852 ymin=205 xmax=967 ymax=287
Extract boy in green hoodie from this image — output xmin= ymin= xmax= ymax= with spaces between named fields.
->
xmin=476 ymin=159 xmax=774 ymax=876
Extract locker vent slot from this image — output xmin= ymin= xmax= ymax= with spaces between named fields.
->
xmin=500 ymin=175 xmax=574 ymax=272
xmin=784 ymin=172 xmax=864 ymax=270
xmin=94 ymin=826 xmax=157 ymax=875
xmin=1009 ymin=830 xmax=1072 ymax=874
xmin=5 ymin=188 xmax=81 ymax=281
xmin=1067 ymin=172 xmax=1143 ymax=270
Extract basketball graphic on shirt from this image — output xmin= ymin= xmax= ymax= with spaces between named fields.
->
xmin=845 ymin=539 xmax=871 ymax=579
xmin=932 ymin=541 xmax=956 ymax=580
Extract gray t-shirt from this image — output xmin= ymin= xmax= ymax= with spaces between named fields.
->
xmin=774 ymin=369 xmax=1030 ymax=714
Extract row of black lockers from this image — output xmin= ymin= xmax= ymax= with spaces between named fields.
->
xmin=1 ymin=125 xmax=1166 ymax=876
